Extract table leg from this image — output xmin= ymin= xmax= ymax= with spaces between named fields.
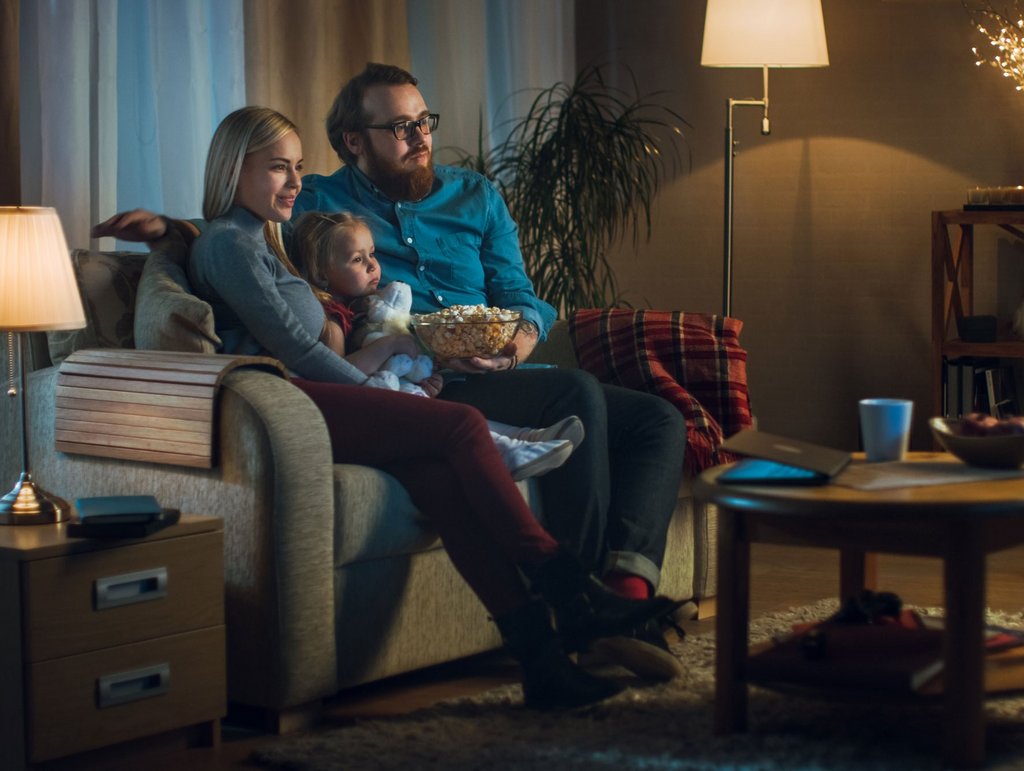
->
xmin=838 ymin=549 xmax=878 ymax=601
xmin=715 ymin=507 xmax=750 ymax=734
xmin=943 ymin=522 xmax=986 ymax=768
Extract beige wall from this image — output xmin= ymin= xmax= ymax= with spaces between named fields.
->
xmin=577 ymin=0 xmax=1024 ymax=451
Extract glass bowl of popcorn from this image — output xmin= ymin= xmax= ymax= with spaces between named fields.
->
xmin=410 ymin=305 xmax=522 ymax=359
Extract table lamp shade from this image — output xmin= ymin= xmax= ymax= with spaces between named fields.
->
xmin=0 ymin=207 xmax=85 ymax=332
xmin=701 ymin=0 xmax=829 ymax=68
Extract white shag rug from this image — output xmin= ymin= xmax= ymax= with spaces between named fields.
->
xmin=250 ymin=600 xmax=1024 ymax=770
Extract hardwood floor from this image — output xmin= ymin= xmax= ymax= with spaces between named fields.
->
xmin=38 ymin=542 xmax=1024 ymax=770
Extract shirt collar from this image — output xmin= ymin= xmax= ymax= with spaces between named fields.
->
xmin=348 ymin=164 xmax=388 ymax=202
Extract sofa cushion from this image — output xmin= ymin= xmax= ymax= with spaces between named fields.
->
xmin=46 ymin=250 xmax=148 ymax=364
xmin=133 ymin=236 xmax=221 ymax=353
xmin=332 ymin=464 xmax=435 ymax=567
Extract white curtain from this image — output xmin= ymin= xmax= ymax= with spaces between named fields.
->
xmin=19 ymin=0 xmax=245 ymax=250
xmin=406 ymin=0 xmax=575 ymax=163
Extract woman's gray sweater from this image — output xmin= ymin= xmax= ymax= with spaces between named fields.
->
xmin=188 ymin=205 xmax=367 ymax=384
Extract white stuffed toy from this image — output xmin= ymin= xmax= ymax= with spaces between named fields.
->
xmin=358 ymin=281 xmax=434 ymax=396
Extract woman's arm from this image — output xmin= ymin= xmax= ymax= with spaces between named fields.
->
xmin=193 ymin=226 xmax=367 ymax=385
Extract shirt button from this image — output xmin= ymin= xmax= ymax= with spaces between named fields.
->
xmin=418 ymin=265 xmax=426 ymax=272
xmin=437 ymin=295 xmax=444 ymax=303
xmin=406 ymin=237 xmax=413 ymax=244
xmin=396 ymin=203 xmax=402 ymax=209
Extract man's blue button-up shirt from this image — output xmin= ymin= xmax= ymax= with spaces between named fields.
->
xmin=293 ymin=164 xmax=556 ymax=338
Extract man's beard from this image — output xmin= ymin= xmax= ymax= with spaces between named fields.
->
xmin=362 ymin=140 xmax=435 ymax=202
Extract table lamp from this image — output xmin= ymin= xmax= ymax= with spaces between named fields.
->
xmin=701 ymin=0 xmax=830 ymax=317
xmin=0 ymin=207 xmax=85 ymax=524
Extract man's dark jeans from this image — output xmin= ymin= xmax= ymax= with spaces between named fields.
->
xmin=441 ymin=367 xmax=687 ymax=589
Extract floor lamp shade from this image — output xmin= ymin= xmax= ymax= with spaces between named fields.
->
xmin=700 ymin=0 xmax=829 ymax=318
xmin=701 ymin=0 xmax=829 ymax=68
xmin=0 ymin=207 xmax=85 ymax=524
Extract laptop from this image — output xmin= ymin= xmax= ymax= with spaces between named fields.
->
xmin=717 ymin=429 xmax=852 ymax=486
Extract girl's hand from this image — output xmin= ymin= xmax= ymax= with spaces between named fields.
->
xmin=419 ymin=373 xmax=444 ymax=398
xmin=390 ymin=334 xmax=423 ymax=358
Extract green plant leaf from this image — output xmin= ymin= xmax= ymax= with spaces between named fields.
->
xmin=452 ymin=64 xmax=689 ymax=317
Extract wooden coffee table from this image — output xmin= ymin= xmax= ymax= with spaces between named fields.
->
xmin=695 ymin=451 xmax=1024 ymax=769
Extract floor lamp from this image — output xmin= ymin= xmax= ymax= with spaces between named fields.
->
xmin=701 ymin=0 xmax=829 ymax=317
xmin=0 ymin=207 xmax=85 ymax=525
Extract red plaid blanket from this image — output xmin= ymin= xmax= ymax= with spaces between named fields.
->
xmin=569 ymin=309 xmax=753 ymax=474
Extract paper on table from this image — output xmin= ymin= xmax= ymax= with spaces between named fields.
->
xmin=833 ymin=460 xmax=1024 ymax=490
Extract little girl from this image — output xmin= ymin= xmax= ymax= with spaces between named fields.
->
xmin=291 ymin=210 xmax=584 ymax=481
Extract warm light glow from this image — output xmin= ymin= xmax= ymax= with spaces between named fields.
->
xmin=0 ymin=207 xmax=85 ymax=332
xmin=701 ymin=0 xmax=829 ymax=68
xmin=967 ymin=2 xmax=1024 ymax=93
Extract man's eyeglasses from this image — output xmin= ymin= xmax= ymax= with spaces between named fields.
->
xmin=364 ymin=114 xmax=439 ymax=141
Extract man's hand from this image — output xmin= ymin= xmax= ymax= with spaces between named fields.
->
xmin=91 ymin=209 xmax=168 ymax=242
xmin=436 ymin=342 xmax=518 ymax=374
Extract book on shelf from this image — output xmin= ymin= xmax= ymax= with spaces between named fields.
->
xmin=943 ymin=357 xmax=1015 ymax=418
xmin=991 ymin=365 xmax=1019 ymax=418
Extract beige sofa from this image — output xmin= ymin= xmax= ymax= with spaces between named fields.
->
xmin=1 ymin=237 xmax=717 ymax=731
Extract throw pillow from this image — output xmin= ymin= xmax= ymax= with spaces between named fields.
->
xmin=46 ymin=250 xmax=148 ymax=365
xmin=133 ymin=235 xmax=220 ymax=353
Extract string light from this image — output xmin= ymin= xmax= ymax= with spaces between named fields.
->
xmin=966 ymin=1 xmax=1024 ymax=91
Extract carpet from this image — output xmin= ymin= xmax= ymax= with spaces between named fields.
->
xmin=250 ymin=600 xmax=1024 ymax=770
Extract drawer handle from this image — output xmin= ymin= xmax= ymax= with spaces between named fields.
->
xmin=96 ymin=663 xmax=170 ymax=708
xmin=94 ymin=567 xmax=168 ymax=610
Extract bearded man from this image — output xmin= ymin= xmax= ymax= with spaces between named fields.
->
xmin=291 ymin=63 xmax=688 ymax=678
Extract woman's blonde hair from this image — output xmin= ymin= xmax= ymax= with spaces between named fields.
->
xmin=202 ymin=105 xmax=303 ymax=277
xmin=291 ymin=211 xmax=369 ymax=302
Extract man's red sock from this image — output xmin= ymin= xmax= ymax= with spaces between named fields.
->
xmin=603 ymin=571 xmax=651 ymax=599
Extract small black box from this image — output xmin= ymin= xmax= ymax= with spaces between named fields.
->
xmin=957 ymin=315 xmax=997 ymax=343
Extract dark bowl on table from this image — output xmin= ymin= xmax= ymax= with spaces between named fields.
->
xmin=928 ymin=416 xmax=1024 ymax=469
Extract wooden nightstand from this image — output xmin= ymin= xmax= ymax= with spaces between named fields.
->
xmin=0 ymin=514 xmax=226 ymax=770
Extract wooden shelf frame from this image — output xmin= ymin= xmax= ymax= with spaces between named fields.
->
xmin=930 ymin=210 xmax=1024 ymax=419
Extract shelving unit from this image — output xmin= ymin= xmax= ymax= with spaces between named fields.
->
xmin=930 ymin=209 xmax=1024 ymax=419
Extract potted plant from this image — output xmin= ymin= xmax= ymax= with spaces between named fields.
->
xmin=454 ymin=64 xmax=689 ymax=316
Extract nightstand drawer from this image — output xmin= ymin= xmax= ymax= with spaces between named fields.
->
xmin=22 ymin=531 xmax=223 ymax=660
xmin=25 ymin=625 xmax=225 ymax=762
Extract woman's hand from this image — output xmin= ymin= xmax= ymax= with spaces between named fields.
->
xmin=91 ymin=209 xmax=168 ymax=241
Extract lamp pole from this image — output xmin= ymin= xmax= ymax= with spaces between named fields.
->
xmin=722 ymin=65 xmax=770 ymax=318
xmin=0 ymin=331 xmax=71 ymax=523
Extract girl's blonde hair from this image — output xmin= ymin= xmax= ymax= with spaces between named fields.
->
xmin=291 ymin=211 xmax=369 ymax=302
xmin=202 ymin=106 xmax=303 ymax=277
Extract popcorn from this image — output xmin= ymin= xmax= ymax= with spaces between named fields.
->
xmin=411 ymin=305 xmax=522 ymax=358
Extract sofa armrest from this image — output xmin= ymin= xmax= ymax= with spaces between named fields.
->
xmin=528 ymin=319 xmax=578 ymax=369
xmin=24 ymin=363 xmax=337 ymax=710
